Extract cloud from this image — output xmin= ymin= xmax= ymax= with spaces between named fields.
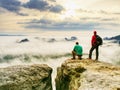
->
xmin=80 ymin=17 xmax=101 ymax=21
xmin=25 ymin=23 xmax=96 ymax=30
xmin=77 ymin=9 xmax=120 ymax=16
xmin=0 ymin=0 xmax=64 ymax=14
xmin=80 ymin=17 xmax=118 ymax=22
xmin=48 ymin=0 xmax=56 ymax=2
xmin=0 ymin=0 xmax=21 ymax=12
xmin=78 ymin=9 xmax=94 ymax=13
xmin=100 ymin=10 xmax=120 ymax=15
xmin=101 ymin=18 xmax=117 ymax=21
xmin=22 ymin=18 xmax=98 ymax=30
xmin=17 ymin=12 xmax=29 ymax=16
xmin=23 ymin=0 xmax=64 ymax=13
xmin=113 ymin=12 xmax=120 ymax=15
xmin=28 ymin=19 xmax=52 ymax=24
xmin=94 ymin=23 xmax=120 ymax=30
xmin=0 ymin=7 xmax=7 ymax=14
xmin=18 ymin=17 xmax=120 ymax=31
xmin=105 ymin=23 xmax=120 ymax=26
xmin=49 ymin=5 xmax=64 ymax=13
xmin=23 ymin=0 xmax=49 ymax=11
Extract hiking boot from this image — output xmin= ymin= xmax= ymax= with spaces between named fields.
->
xmin=71 ymin=58 xmax=75 ymax=60
xmin=87 ymin=58 xmax=92 ymax=60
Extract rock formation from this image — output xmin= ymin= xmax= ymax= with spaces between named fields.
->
xmin=56 ymin=59 xmax=120 ymax=90
xmin=104 ymin=35 xmax=120 ymax=41
xmin=19 ymin=38 xmax=29 ymax=43
xmin=0 ymin=64 xmax=52 ymax=90
xmin=104 ymin=35 xmax=120 ymax=45
xmin=65 ymin=36 xmax=77 ymax=41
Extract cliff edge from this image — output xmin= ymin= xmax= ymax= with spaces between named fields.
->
xmin=56 ymin=59 xmax=120 ymax=90
xmin=0 ymin=64 xmax=52 ymax=90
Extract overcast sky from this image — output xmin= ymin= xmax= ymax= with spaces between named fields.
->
xmin=0 ymin=0 xmax=120 ymax=33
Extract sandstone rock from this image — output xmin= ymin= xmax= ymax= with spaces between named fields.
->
xmin=0 ymin=64 xmax=52 ymax=90
xmin=56 ymin=59 xmax=120 ymax=90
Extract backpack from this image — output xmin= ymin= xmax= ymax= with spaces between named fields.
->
xmin=96 ymin=35 xmax=103 ymax=45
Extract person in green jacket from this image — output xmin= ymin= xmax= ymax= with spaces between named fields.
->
xmin=72 ymin=42 xmax=83 ymax=60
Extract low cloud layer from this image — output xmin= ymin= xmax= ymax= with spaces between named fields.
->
xmin=22 ymin=18 xmax=101 ymax=30
xmin=18 ymin=16 xmax=119 ymax=31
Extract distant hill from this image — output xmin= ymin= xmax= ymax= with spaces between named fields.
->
xmin=104 ymin=35 xmax=120 ymax=44
xmin=104 ymin=35 xmax=120 ymax=41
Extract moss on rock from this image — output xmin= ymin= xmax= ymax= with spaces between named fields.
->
xmin=0 ymin=64 xmax=52 ymax=90
xmin=56 ymin=59 xmax=120 ymax=90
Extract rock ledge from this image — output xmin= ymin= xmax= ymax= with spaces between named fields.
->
xmin=56 ymin=59 xmax=120 ymax=90
xmin=0 ymin=64 xmax=52 ymax=90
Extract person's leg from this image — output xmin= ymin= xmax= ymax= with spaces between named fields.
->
xmin=78 ymin=55 xmax=82 ymax=60
xmin=72 ymin=51 xmax=76 ymax=59
xmin=96 ymin=46 xmax=99 ymax=60
xmin=89 ymin=46 xmax=95 ymax=59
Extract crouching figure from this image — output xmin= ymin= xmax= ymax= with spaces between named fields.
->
xmin=72 ymin=42 xmax=83 ymax=60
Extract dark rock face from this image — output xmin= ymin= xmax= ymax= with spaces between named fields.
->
xmin=104 ymin=35 xmax=120 ymax=41
xmin=56 ymin=60 xmax=86 ymax=90
xmin=19 ymin=38 xmax=29 ymax=43
xmin=56 ymin=65 xmax=85 ymax=90
xmin=65 ymin=36 xmax=77 ymax=41
xmin=104 ymin=35 xmax=120 ymax=45
xmin=110 ymin=35 xmax=120 ymax=41
xmin=0 ymin=64 xmax=52 ymax=90
xmin=56 ymin=59 xmax=120 ymax=90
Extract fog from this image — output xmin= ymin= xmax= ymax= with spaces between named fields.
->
xmin=0 ymin=30 xmax=119 ymax=90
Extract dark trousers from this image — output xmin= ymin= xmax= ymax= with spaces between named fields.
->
xmin=89 ymin=45 xmax=99 ymax=60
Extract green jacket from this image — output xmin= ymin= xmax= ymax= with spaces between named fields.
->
xmin=73 ymin=45 xmax=83 ymax=55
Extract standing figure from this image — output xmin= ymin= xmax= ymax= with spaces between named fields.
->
xmin=89 ymin=31 xmax=103 ymax=60
xmin=72 ymin=42 xmax=83 ymax=60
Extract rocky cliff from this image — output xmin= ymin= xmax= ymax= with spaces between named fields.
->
xmin=56 ymin=59 xmax=120 ymax=90
xmin=0 ymin=64 xmax=52 ymax=90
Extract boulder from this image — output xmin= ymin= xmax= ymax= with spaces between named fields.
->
xmin=0 ymin=64 xmax=52 ymax=90
xmin=56 ymin=59 xmax=120 ymax=90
